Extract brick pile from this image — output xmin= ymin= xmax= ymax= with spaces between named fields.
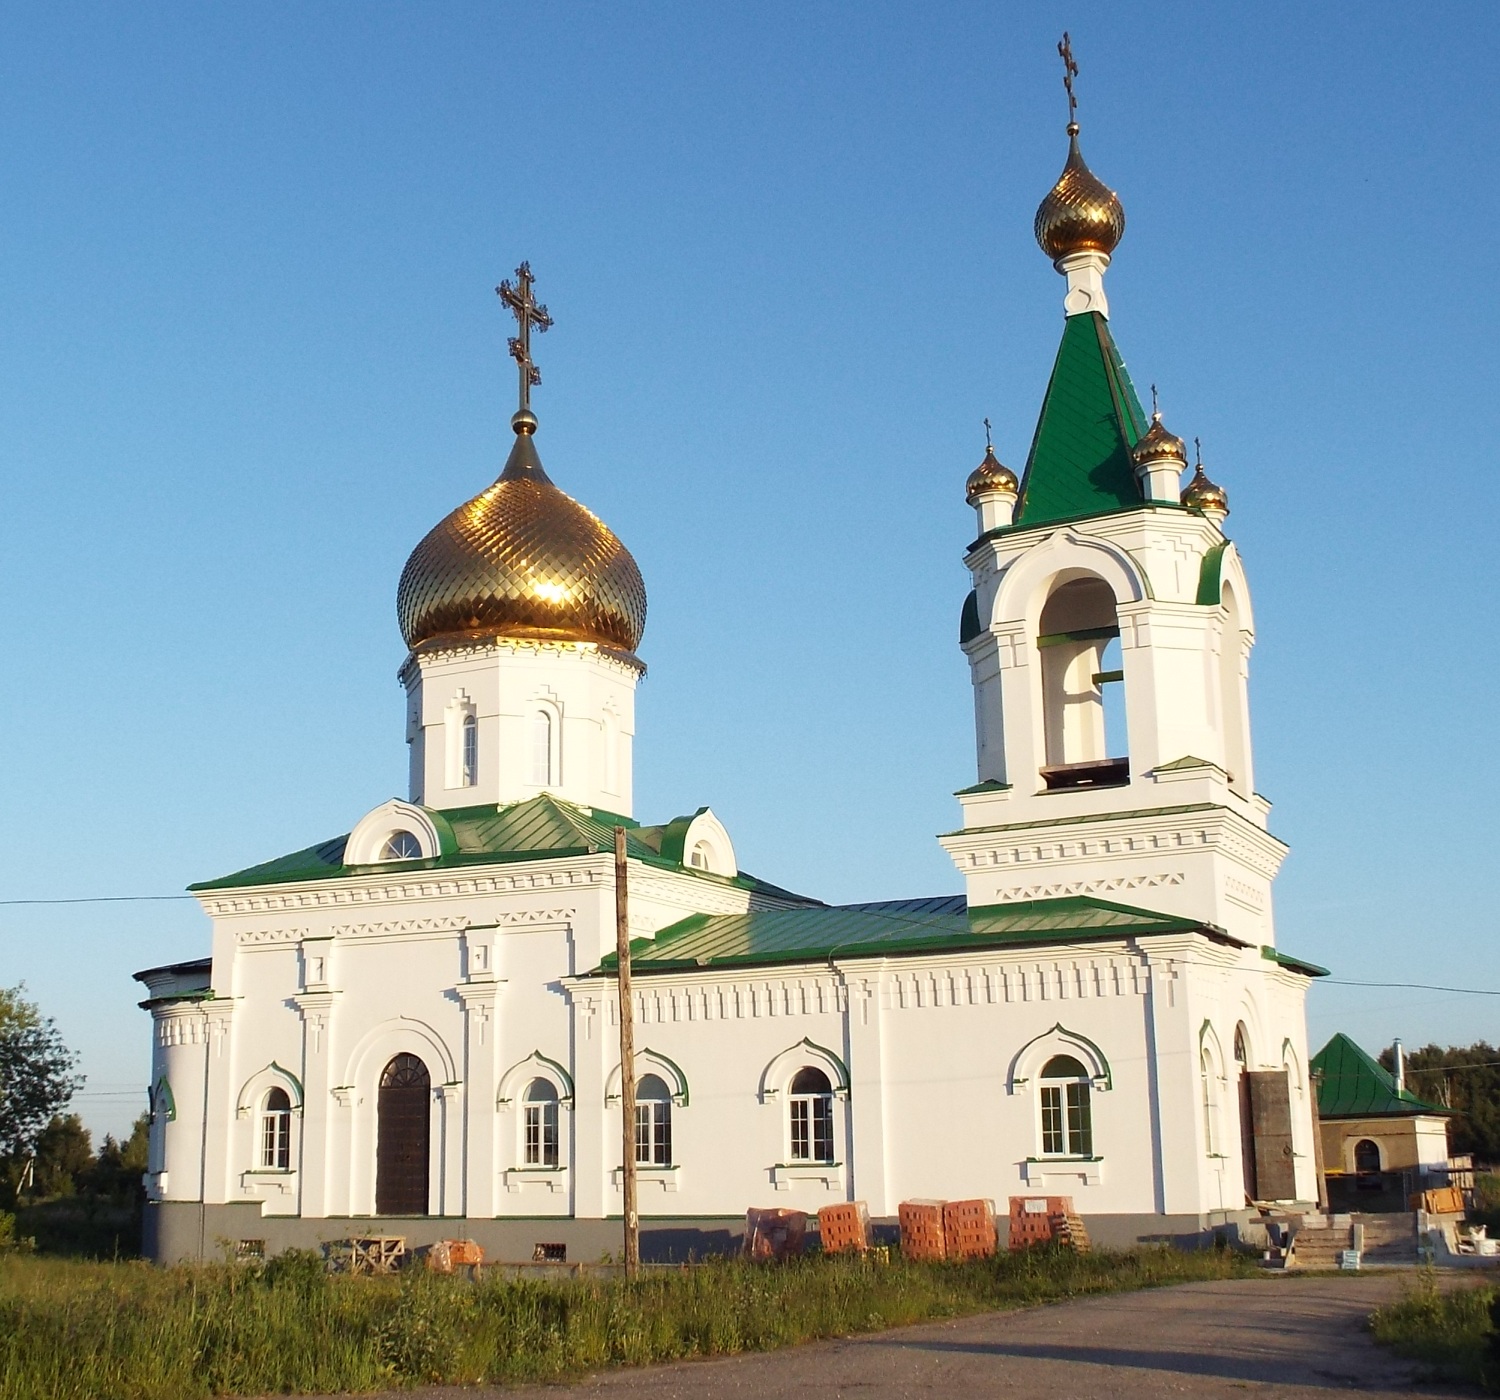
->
xmin=899 ymin=1200 xmax=947 ymax=1261
xmin=817 ymin=1201 xmax=871 ymax=1255
xmin=1008 ymin=1196 xmax=1076 ymax=1250
xmin=745 ymin=1207 xmax=808 ymax=1261
xmin=943 ymin=1198 xmax=998 ymax=1260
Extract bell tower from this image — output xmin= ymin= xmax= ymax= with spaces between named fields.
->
xmin=939 ymin=98 xmax=1284 ymax=951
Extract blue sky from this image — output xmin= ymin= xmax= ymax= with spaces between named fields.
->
xmin=1 ymin=3 xmax=1495 ymax=1138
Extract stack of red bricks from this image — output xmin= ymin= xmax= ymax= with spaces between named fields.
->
xmin=942 ymin=1198 xmax=998 ymax=1261
xmin=898 ymin=1200 xmax=948 ymax=1261
xmin=1008 ymin=1195 xmax=1076 ymax=1250
xmin=817 ymin=1201 xmax=871 ymax=1255
xmin=745 ymin=1207 xmax=808 ymax=1261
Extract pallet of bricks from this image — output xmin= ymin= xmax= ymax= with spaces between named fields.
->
xmin=1008 ymin=1196 xmax=1090 ymax=1253
xmin=899 ymin=1200 xmax=947 ymax=1261
xmin=745 ymin=1207 xmax=808 ymax=1261
xmin=817 ymin=1201 xmax=871 ymax=1255
xmin=944 ymin=1199 xmax=998 ymax=1260
xmin=426 ymin=1239 xmax=485 ymax=1274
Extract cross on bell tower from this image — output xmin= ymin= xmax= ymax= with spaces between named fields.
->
xmin=497 ymin=261 xmax=553 ymax=421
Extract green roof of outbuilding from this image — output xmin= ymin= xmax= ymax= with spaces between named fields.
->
xmin=1012 ymin=312 xmax=1151 ymax=529
xmin=1311 ymin=1033 xmax=1447 ymax=1118
xmin=189 ymin=793 xmax=813 ymax=903
xmin=596 ymin=894 xmax=1207 ymax=975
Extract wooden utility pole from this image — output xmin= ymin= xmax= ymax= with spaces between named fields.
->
xmin=614 ymin=825 xmax=640 ymax=1278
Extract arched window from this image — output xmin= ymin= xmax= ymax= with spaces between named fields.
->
xmin=1200 ymin=1049 xmax=1219 ymax=1155
xmin=461 ymin=714 xmax=478 ymax=786
xmin=1037 ymin=577 xmax=1128 ymax=789
xmin=380 ymin=830 xmax=423 ymax=861
xmin=523 ymin=1078 xmax=560 ymax=1168
xmin=376 ymin=1054 xmax=430 ymax=1215
xmin=634 ymin=1073 xmax=672 ymax=1167
xmin=689 ymin=842 xmax=710 ymax=870
xmin=1354 ymin=1138 xmax=1381 ymax=1174
xmin=788 ymin=1067 xmax=834 ymax=1163
xmin=260 ymin=1087 xmax=292 ymax=1170
xmin=1039 ymin=1054 xmax=1093 ymax=1157
xmin=531 ymin=709 xmax=554 ymax=787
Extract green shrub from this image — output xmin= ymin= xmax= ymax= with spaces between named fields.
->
xmin=1370 ymin=1269 xmax=1498 ymax=1391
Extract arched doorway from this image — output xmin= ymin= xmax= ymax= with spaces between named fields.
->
xmin=1235 ymin=1024 xmax=1257 ymax=1201
xmin=376 ymin=1053 xmax=430 ymax=1215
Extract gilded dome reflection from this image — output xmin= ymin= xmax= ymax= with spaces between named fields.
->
xmin=1035 ymin=125 xmax=1125 ymax=262
xmin=397 ymin=427 xmax=647 ymax=656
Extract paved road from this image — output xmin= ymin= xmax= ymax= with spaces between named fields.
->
xmin=425 ymin=1275 xmax=1472 ymax=1399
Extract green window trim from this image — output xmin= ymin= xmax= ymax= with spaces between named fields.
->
xmin=152 ymin=1076 xmax=176 ymax=1123
xmin=1197 ymin=542 xmax=1228 ymax=606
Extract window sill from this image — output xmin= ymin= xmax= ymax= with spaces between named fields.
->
xmin=770 ymin=1161 xmax=845 ymax=1192
xmin=612 ymin=1166 xmax=680 ymax=1192
xmin=1022 ymin=1156 xmax=1103 ymax=1186
xmin=504 ymin=1167 xmax=568 ymax=1194
xmin=240 ymin=1169 xmax=299 ymax=1213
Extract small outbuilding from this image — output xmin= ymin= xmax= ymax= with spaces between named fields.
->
xmin=1312 ymin=1033 xmax=1450 ymax=1211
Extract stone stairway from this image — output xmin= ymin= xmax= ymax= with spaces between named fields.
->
xmin=1288 ymin=1212 xmax=1420 ymax=1268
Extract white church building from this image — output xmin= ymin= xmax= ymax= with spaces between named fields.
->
xmin=137 ymin=107 xmax=1326 ymax=1264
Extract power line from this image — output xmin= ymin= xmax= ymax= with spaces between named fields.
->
xmin=0 ymin=895 xmax=193 ymax=906
xmin=1324 ymin=979 xmax=1500 ymax=997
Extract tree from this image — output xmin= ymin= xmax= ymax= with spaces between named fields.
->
xmin=88 ymin=1115 xmax=149 ymax=1204
xmin=0 ymin=985 xmax=82 ymax=1158
xmin=1380 ymin=1042 xmax=1500 ymax=1163
xmin=32 ymin=1114 xmax=92 ymax=1196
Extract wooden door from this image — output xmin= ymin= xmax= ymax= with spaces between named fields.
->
xmin=376 ymin=1054 xmax=430 ymax=1215
xmin=1248 ymin=1070 xmax=1296 ymax=1201
xmin=1238 ymin=1071 xmax=1258 ymax=1201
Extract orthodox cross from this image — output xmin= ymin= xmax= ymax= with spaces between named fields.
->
xmin=1150 ymin=384 xmax=1159 ymax=417
xmin=497 ymin=261 xmax=553 ymax=415
xmin=1194 ymin=436 xmax=1203 ymax=467
xmin=983 ymin=417 xmax=994 ymax=452
xmin=1057 ymin=32 xmax=1079 ymax=124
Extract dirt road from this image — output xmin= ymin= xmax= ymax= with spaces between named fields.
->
xmin=423 ymin=1274 xmax=1463 ymax=1399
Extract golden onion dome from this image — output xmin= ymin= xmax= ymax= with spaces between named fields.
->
xmin=397 ymin=415 xmax=647 ymax=656
xmin=1181 ymin=462 xmax=1229 ymax=516
xmin=966 ymin=445 xmax=1019 ymax=503
xmin=1132 ymin=413 xmax=1188 ymax=467
xmin=1035 ymin=124 xmax=1125 ymax=263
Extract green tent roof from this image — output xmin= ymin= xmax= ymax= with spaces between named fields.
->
xmin=1311 ymin=1033 xmax=1447 ymax=1118
xmin=595 ymin=894 xmax=1207 ymax=975
xmin=189 ymin=793 xmax=813 ymax=903
xmin=1012 ymin=311 xmax=1151 ymax=529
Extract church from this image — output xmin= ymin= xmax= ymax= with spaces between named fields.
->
xmin=136 ymin=90 xmax=1327 ymax=1263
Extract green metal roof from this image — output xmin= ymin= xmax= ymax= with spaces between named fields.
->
xmin=1260 ymin=945 xmax=1329 ymax=979
xmin=1012 ymin=312 xmax=1150 ymax=529
xmin=189 ymin=793 xmax=814 ymax=903
xmin=1311 ymin=1033 xmax=1447 ymax=1118
xmin=596 ymin=894 xmax=1206 ymax=975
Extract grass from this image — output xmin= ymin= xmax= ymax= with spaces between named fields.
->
xmin=1369 ymin=1269 xmax=1499 ymax=1392
xmin=0 ymin=1244 xmax=1256 ymax=1399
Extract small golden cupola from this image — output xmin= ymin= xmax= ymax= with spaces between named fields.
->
xmin=1034 ymin=35 xmax=1125 ymax=319
xmin=1132 ymin=402 xmax=1188 ymax=504
xmin=965 ymin=425 xmax=1019 ymax=533
xmin=396 ymin=264 xmax=647 ymax=659
xmin=1181 ymin=439 xmax=1229 ymax=523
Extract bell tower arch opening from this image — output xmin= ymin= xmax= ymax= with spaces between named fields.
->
xmin=1037 ymin=575 xmax=1128 ymax=790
